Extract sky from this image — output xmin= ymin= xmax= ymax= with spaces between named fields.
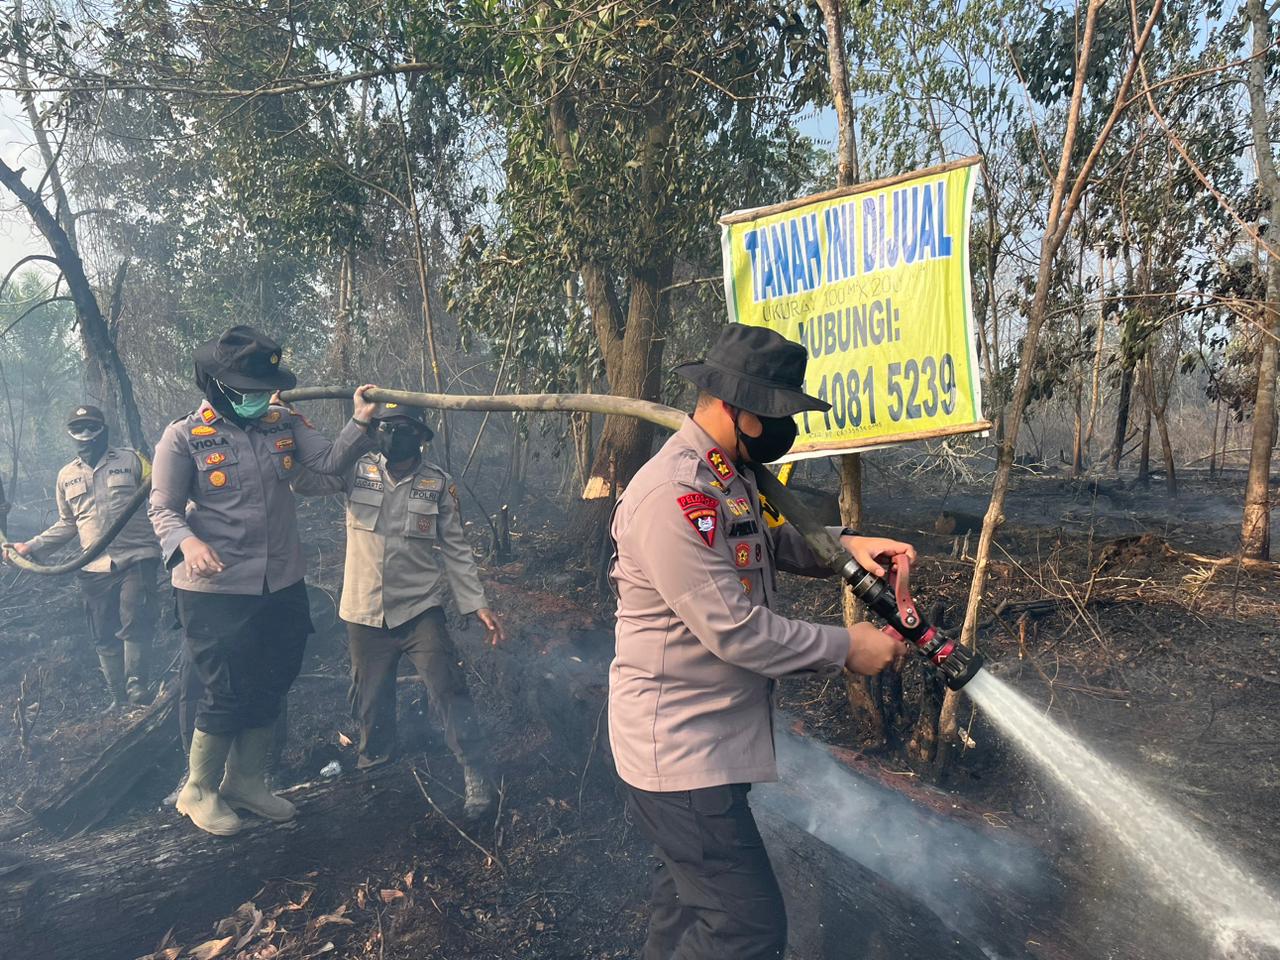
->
xmin=0 ymin=91 xmax=49 ymax=276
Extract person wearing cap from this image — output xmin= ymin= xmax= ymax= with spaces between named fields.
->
xmin=149 ymin=325 xmax=378 ymax=837
xmin=10 ymin=405 xmax=161 ymax=707
xmin=291 ymin=401 xmax=505 ymax=818
xmin=609 ymin=323 xmax=915 ymax=959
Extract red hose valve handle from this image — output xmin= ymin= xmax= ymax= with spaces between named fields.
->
xmin=840 ymin=553 xmax=983 ymax=691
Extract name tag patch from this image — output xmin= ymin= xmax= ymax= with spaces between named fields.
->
xmin=354 ymin=477 xmax=384 ymax=492
xmin=410 ymin=488 xmax=439 ymax=502
xmin=728 ymin=520 xmax=758 ymax=538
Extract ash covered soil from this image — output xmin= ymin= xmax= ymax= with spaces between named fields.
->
xmin=1 ymin=466 xmax=1278 ymax=960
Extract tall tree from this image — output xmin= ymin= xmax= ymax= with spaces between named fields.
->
xmin=1239 ymin=0 xmax=1280 ymax=558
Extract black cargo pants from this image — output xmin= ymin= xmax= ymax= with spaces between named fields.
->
xmin=625 ymin=782 xmax=787 ymax=959
xmin=345 ymin=605 xmax=485 ymax=770
xmin=79 ymin=557 xmax=160 ymax=654
xmin=176 ymin=579 xmax=312 ymax=736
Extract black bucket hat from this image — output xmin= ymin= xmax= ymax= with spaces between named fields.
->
xmin=371 ymin=401 xmax=435 ymax=441
xmin=194 ymin=325 xmax=297 ymax=392
xmin=674 ymin=323 xmax=830 ymax=417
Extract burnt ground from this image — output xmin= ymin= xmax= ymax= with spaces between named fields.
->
xmin=1 ymin=466 xmax=1278 ymax=960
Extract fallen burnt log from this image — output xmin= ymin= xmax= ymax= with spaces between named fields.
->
xmin=1 ymin=760 xmax=427 ymax=960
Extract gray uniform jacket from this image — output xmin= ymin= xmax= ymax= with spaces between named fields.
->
xmin=608 ymin=417 xmax=848 ymax=793
xmin=28 ymin=447 xmax=160 ymax=573
xmin=149 ymin=401 xmax=374 ymax=595
xmin=293 ymin=453 xmax=487 ymax=629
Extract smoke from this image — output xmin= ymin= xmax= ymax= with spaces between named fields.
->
xmin=756 ymin=723 xmax=1047 ymax=955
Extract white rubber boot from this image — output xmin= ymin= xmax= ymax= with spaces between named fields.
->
xmin=176 ymin=730 xmax=243 ymax=836
xmin=220 ymin=726 xmax=297 ymax=822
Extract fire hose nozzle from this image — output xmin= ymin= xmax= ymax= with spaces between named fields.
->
xmin=937 ymin=644 xmax=984 ymax=691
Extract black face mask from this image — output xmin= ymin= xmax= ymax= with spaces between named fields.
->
xmin=70 ymin=426 xmax=109 ymax=465
xmin=735 ymin=411 xmax=797 ymax=464
xmin=378 ymin=424 xmax=423 ymax=463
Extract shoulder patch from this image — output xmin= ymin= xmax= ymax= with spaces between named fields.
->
xmin=706 ymin=448 xmax=735 ymax=482
xmin=200 ymin=407 xmax=217 ymax=424
xmin=678 ymin=493 xmax=718 ymax=548
xmin=262 ymin=409 xmax=283 ymax=424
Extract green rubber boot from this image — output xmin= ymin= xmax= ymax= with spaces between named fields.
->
xmin=97 ymin=651 xmax=127 ymax=709
xmin=122 ymin=641 xmax=149 ymax=704
xmin=220 ymin=726 xmax=297 ymax=822
xmin=176 ymin=730 xmax=242 ymax=836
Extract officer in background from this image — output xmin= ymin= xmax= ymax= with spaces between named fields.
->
xmin=12 ymin=405 xmax=161 ymax=707
xmin=609 ymin=324 xmax=914 ymax=959
xmin=293 ymin=401 xmax=505 ymax=818
xmin=149 ymin=325 xmax=377 ymax=837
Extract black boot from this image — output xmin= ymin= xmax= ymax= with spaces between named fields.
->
xmin=97 ymin=651 xmax=127 ymax=710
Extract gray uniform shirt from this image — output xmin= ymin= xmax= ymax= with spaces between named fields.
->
xmin=293 ymin=453 xmax=487 ymax=629
xmin=608 ymin=417 xmax=849 ymax=793
xmin=148 ymin=401 xmax=374 ymax=595
xmin=28 ymin=447 xmax=160 ymax=573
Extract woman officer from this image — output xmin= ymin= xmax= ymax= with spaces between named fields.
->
xmin=150 ymin=325 xmax=377 ymax=836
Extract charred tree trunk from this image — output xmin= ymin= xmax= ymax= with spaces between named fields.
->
xmin=583 ymin=262 xmax=670 ymax=499
xmin=1137 ymin=365 xmax=1152 ymax=486
xmin=1111 ymin=361 xmax=1134 ymax=475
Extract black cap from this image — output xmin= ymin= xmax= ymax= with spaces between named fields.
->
xmin=67 ymin=404 xmax=106 ymax=427
xmin=673 ymin=323 xmax=830 ymax=417
xmin=194 ymin=325 xmax=297 ymax=392
xmin=371 ymin=401 xmax=435 ymax=441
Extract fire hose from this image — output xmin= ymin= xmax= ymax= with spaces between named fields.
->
xmin=0 ymin=386 xmax=983 ymax=689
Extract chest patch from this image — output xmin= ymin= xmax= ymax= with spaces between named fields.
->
xmin=728 ymin=519 xmax=758 ymax=538
xmin=735 ymin=543 xmax=751 ymax=567
xmin=416 ymin=476 xmax=444 ymax=491
xmin=191 ymin=425 xmax=216 ymax=437
xmin=726 ymin=497 xmax=751 ymax=517
xmin=205 ymin=452 xmax=227 ymax=466
xmin=410 ymin=487 xmax=439 ymax=502
xmin=275 ymin=437 xmax=295 ymax=451
xmin=354 ymin=477 xmax=384 ymax=493
xmin=684 ymin=508 xmax=717 ymax=548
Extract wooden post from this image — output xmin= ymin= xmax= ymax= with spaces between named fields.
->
xmin=498 ymin=504 xmax=512 ymax=560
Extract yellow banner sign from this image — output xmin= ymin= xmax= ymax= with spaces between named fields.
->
xmin=719 ymin=157 xmax=987 ymax=459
